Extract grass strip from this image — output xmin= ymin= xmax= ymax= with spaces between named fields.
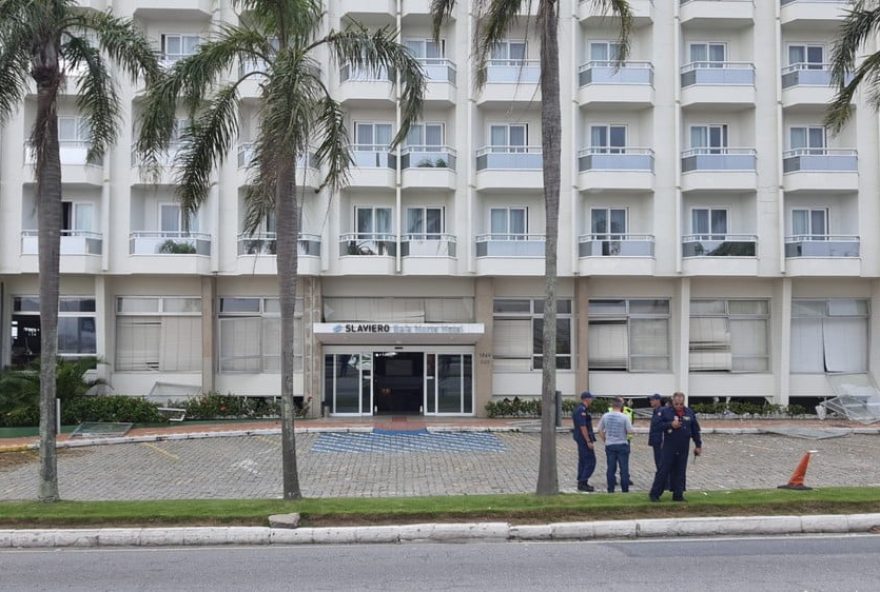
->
xmin=1 ymin=487 xmax=879 ymax=528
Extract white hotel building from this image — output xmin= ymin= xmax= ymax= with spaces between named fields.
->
xmin=0 ymin=0 xmax=877 ymax=417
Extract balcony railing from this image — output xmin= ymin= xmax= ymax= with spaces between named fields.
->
xmin=401 ymin=234 xmax=457 ymax=258
xmin=780 ymin=63 xmax=838 ymax=88
xmin=475 ymin=146 xmax=543 ymax=170
xmin=780 ymin=0 xmax=846 ymax=4
xmin=129 ymin=231 xmax=211 ymax=256
xmin=782 ymin=148 xmax=858 ymax=173
xmin=237 ymin=143 xmax=315 ymax=170
xmin=339 ymin=233 xmax=396 ymax=256
xmin=785 ymin=235 xmax=860 ymax=258
xmin=401 ymin=145 xmax=457 ymax=170
xmin=680 ymin=62 xmax=755 ymax=86
xmin=237 ymin=233 xmax=321 ymax=257
xmin=578 ymin=234 xmax=655 ymax=257
xmin=131 ymin=143 xmax=181 ymax=167
xmin=25 ymin=141 xmax=101 ymax=166
xmin=417 ymin=58 xmax=456 ymax=84
xmin=578 ymin=147 xmax=654 ymax=172
xmin=352 ymin=144 xmax=396 ymax=169
xmin=578 ymin=61 xmax=654 ymax=86
xmin=340 ymin=63 xmax=391 ymax=82
xmin=682 ymin=234 xmax=757 ymax=257
xmin=486 ymin=59 xmax=540 ymax=83
xmin=475 ymin=234 xmax=546 ymax=257
xmin=21 ymin=230 xmax=102 ymax=255
xmin=681 ymin=148 xmax=757 ymax=172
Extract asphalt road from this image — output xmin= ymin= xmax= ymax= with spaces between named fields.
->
xmin=1 ymin=535 xmax=879 ymax=591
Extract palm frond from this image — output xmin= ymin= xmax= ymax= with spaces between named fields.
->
xmin=311 ymin=94 xmax=352 ymax=194
xmin=234 ymin=0 xmax=322 ymax=47
xmin=69 ymin=10 xmax=161 ymax=86
xmin=431 ymin=0 xmax=457 ymax=40
xmin=0 ymin=21 xmax=33 ymax=123
xmin=827 ymin=2 xmax=880 ymax=131
xmin=591 ymin=0 xmax=634 ymax=63
xmin=472 ymin=0 xmax=523 ymax=88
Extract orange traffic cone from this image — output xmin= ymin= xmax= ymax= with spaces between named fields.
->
xmin=777 ymin=451 xmax=817 ymax=491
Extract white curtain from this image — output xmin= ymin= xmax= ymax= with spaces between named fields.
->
xmin=730 ymin=318 xmax=768 ymax=372
xmin=160 ymin=316 xmax=201 ymax=372
xmin=588 ymin=320 xmax=628 ymax=370
xmin=493 ymin=319 xmax=531 ymax=371
xmin=790 ymin=317 xmax=823 ymax=373
xmin=219 ymin=317 xmax=262 ymax=373
xmin=630 ymin=318 xmax=669 ymax=371
xmin=824 ymin=317 xmax=868 ymax=373
xmin=689 ymin=317 xmax=731 ymax=371
xmin=116 ymin=317 xmax=160 ymax=371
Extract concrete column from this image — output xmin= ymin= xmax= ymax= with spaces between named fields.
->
xmin=302 ymin=276 xmax=323 ymax=418
xmin=474 ymin=277 xmax=494 ymax=417
xmin=775 ymin=278 xmax=792 ymax=406
xmin=676 ymin=277 xmax=691 ymax=401
xmin=94 ymin=276 xmax=109 ymax=384
xmin=201 ymin=276 xmax=216 ymax=393
xmin=869 ymin=280 xmax=880 ymax=385
xmin=575 ymin=276 xmax=589 ymax=396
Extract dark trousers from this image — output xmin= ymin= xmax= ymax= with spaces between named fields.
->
xmin=576 ymin=440 xmax=596 ymax=484
xmin=605 ymin=443 xmax=630 ymax=493
xmin=650 ymin=446 xmax=689 ymax=500
xmin=651 ymin=443 xmax=662 ymax=470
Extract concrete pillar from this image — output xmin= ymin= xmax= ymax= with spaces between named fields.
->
xmin=201 ymin=276 xmax=216 ymax=393
xmin=676 ymin=277 xmax=691 ymax=401
xmin=575 ymin=276 xmax=589 ymax=396
xmin=302 ymin=276 xmax=323 ymax=418
xmin=474 ymin=277 xmax=494 ymax=417
xmin=94 ymin=276 xmax=109 ymax=384
xmin=776 ymin=278 xmax=792 ymax=406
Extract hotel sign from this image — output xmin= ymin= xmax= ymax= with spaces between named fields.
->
xmin=332 ymin=323 xmax=475 ymax=334
xmin=313 ymin=322 xmax=485 ymax=343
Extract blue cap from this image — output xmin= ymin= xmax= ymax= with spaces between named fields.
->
xmin=649 ymin=393 xmax=662 ymax=401
xmin=580 ymin=391 xmax=594 ymax=400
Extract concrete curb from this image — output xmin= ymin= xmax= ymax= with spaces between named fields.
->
xmin=1 ymin=513 xmax=878 ymax=548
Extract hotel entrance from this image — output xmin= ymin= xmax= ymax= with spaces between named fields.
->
xmin=323 ymin=348 xmax=474 ymax=416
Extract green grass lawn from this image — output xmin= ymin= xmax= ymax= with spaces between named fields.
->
xmin=1 ymin=487 xmax=878 ymax=528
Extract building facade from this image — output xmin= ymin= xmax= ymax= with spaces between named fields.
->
xmin=0 ymin=0 xmax=877 ymax=416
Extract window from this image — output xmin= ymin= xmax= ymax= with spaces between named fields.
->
xmin=161 ymin=34 xmax=200 ymax=62
xmin=406 ymin=123 xmax=444 ymax=148
xmin=406 ymin=207 xmax=444 ymax=237
xmin=160 ymin=203 xmax=198 ymax=234
xmin=690 ymin=300 xmax=770 ymax=373
xmin=588 ymin=299 xmax=670 ymax=372
xmin=489 ymin=124 xmax=528 ymax=152
xmin=491 ymin=40 xmax=527 ymax=63
xmin=354 ymin=122 xmax=393 ymax=148
xmin=591 ymin=208 xmax=627 ymax=238
xmin=689 ymin=42 xmax=726 ymax=65
xmin=62 ymin=202 xmax=94 ymax=232
xmin=691 ymin=208 xmax=728 ymax=239
xmin=493 ymin=298 xmax=573 ymax=371
xmin=115 ymin=297 xmax=202 ymax=372
xmin=219 ymin=297 xmax=302 ymax=374
xmin=355 ymin=206 xmax=393 ymax=238
xmin=169 ymin=118 xmax=191 ymax=145
xmin=788 ymin=44 xmax=824 ymax=68
xmin=690 ymin=124 xmax=728 ymax=153
xmin=589 ymin=41 xmax=623 ymax=62
xmin=490 ymin=207 xmax=528 ymax=238
xmin=789 ymin=126 xmax=826 ymax=152
xmin=791 ymin=299 xmax=869 ymax=373
xmin=405 ymin=39 xmax=445 ymax=59
xmin=792 ymin=209 xmax=828 ymax=237
xmin=58 ymin=117 xmax=91 ymax=145
xmin=590 ymin=125 xmax=627 ymax=153
xmin=10 ymin=297 xmax=96 ymax=367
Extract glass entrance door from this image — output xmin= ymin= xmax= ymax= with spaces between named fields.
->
xmin=325 ymin=353 xmax=372 ymax=415
xmin=424 ymin=353 xmax=473 ymax=415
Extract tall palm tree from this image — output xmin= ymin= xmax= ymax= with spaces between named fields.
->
xmin=825 ymin=1 xmax=880 ymax=133
xmin=432 ymin=0 xmax=631 ymax=495
xmin=0 ymin=0 xmax=160 ymax=501
xmin=136 ymin=0 xmax=425 ymax=499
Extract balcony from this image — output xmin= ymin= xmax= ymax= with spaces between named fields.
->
xmin=338 ymin=64 xmax=394 ymax=105
xmin=401 ymin=234 xmax=458 ymax=275
xmin=577 ymin=148 xmax=654 ymax=191
xmin=781 ymin=64 xmax=852 ymax=107
xmin=133 ymin=0 xmax=213 ymax=18
xmin=475 ymin=234 xmax=545 ymax=275
xmin=577 ymin=234 xmax=655 ymax=275
xmin=680 ymin=62 xmax=756 ymax=107
xmin=401 ymin=146 xmax=457 ymax=190
xmin=25 ymin=142 xmax=103 ymax=186
xmin=579 ymin=0 xmax=654 ymax=25
xmin=130 ymin=144 xmax=182 ymax=186
xmin=419 ymin=58 xmax=457 ymax=104
xmin=681 ymin=148 xmax=757 ymax=192
xmin=237 ymin=143 xmax=319 ymax=189
xmin=235 ymin=233 xmax=322 ymax=275
xmin=782 ymin=149 xmax=859 ymax=193
xmin=338 ymin=0 xmax=394 ymax=18
xmin=338 ymin=232 xmax=396 ymax=275
xmin=402 ymin=0 xmax=446 ymax=18
xmin=74 ymin=0 xmax=107 ymax=9
xmin=238 ymin=59 xmax=267 ymax=99
xmin=19 ymin=230 xmax=102 ymax=274
xmin=680 ymin=0 xmax=755 ymax=26
xmin=780 ymin=0 xmax=848 ymax=26
xmin=349 ymin=145 xmax=396 ymax=188
xmin=785 ymin=235 xmax=861 ymax=276
xmin=475 ymin=146 xmax=543 ymax=191
xmin=478 ymin=60 xmax=540 ymax=105
xmin=577 ymin=61 xmax=654 ymax=107
xmin=682 ymin=234 xmax=759 ymax=275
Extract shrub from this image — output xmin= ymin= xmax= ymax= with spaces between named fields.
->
xmin=0 ymin=358 xmax=103 ymax=427
xmin=486 ymin=396 xmax=612 ymax=418
xmin=173 ymin=393 xmax=310 ymax=420
xmin=61 ymin=395 xmax=166 ymax=424
xmin=158 ymin=239 xmax=197 ymax=254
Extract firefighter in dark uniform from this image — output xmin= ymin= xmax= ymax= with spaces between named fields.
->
xmin=647 ymin=393 xmax=665 ymax=470
xmin=572 ymin=391 xmax=597 ymax=492
xmin=649 ymin=392 xmax=702 ymax=502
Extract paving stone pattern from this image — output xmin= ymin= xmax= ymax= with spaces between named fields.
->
xmin=1 ymin=433 xmax=879 ymax=500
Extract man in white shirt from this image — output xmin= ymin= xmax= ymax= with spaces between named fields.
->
xmin=598 ymin=397 xmax=635 ymax=493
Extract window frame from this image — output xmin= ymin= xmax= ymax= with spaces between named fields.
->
xmin=492 ymin=298 xmax=574 ymax=372
xmin=587 ymin=299 xmax=672 ymax=373
xmin=10 ymin=296 xmax=97 ymax=366
xmin=689 ymin=299 xmax=771 ymax=374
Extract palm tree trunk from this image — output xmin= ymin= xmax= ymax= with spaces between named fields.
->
xmin=276 ymin=160 xmax=302 ymax=499
xmin=34 ymin=63 xmax=63 ymax=503
xmin=536 ymin=0 xmax=561 ymax=496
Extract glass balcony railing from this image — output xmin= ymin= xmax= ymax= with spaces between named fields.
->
xmin=340 ymin=63 xmax=391 ymax=82
xmin=401 ymin=234 xmax=457 ymax=258
xmin=352 ymin=144 xmax=396 ymax=169
xmin=237 ymin=233 xmax=321 ymax=257
xmin=782 ymin=148 xmax=858 ymax=173
xmin=681 ymin=148 xmax=757 ymax=172
xmin=780 ymin=63 xmax=843 ymax=88
xmin=26 ymin=141 xmax=101 ymax=166
xmin=486 ymin=59 xmax=540 ymax=83
xmin=785 ymin=235 xmax=860 ymax=258
xmin=339 ymin=233 xmax=396 ymax=256
xmin=475 ymin=234 xmax=545 ymax=257
xmin=475 ymin=146 xmax=543 ymax=170
xmin=21 ymin=230 xmax=103 ymax=255
xmin=237 ymin=143 xmax=315 ymax=170
xmin=682 ymin=234 xmax=757 ymax=257
xmin=680 ymin=62 xmax=755 ymax=87
xmin=401 ymin=146 xmax=457 ymax=170
xmin=578 ymin=234 xmax=654 ymax=257
xmin=577 ymin=147 xmax=654 ymax=172
xmin=578 ymin=61 xmax=654 ymax=86
xmin=417 ymin=58 xmax=456 ymax=84
xmin=129 ymin=231 xmax=211 ymax=256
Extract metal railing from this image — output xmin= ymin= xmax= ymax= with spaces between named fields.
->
xmin=681 ymin=61 xmax=755 ymax=86
xmin=785 ymin=235 xmax=860 ymax=258
xmin=783 ymin=148 xmax=858 ymax=173
xmin=352 ymin=144 xmax=396 ymax=169
xmin=578 ymin=61 xmax=654 ymax=86
xmin=400 ymin=145 xmax=457 ymax=170
xmin=682 ymin=234 xmax=757 ymax=257
xmin=25 ymin=141 xmax=102 ymax=166
xmin=681 ymin=148 xmax=757 ymax=172
xmin=780 ymin=62 xmax=839 ymax=88
xmin=578 ymin=234 xmax=655 ymax=257
xmin=417 ymin=58 xmax=457 ymax=84
xmin=21 ymin=230 xmax=102 ymax=256
xmin=401 ymin=233 xmax=457 ymax=258
xmin=475 ymin=233 xmax=546 ymax=257
xmin=475 ymin=146 xmax=543 ymax=170
xmin=486 ymin=59 xmax=540 ymax=83
xmin=129 ymin=231 xmax=211 ymax=256
xmin=236 ymin=233 xmax=321 ymax=257
xmin=578 ymin=147 xmax=654 ymax=172
xmin=339 ymin=232 xmax=397 ymax=256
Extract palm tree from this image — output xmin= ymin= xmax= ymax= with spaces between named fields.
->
xmin=825 ymin=1 xmax=879 ymax=133
xmin=0 ymin=0 xmax=160 ymax=501
xmin=136 ymin=0 xmax=425 ymax=499
xmin=432 ymin=0 xmax=631 ymax=495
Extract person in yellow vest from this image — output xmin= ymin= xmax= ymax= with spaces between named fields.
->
xmin=608 ymin=399 xmax=635 ymax=487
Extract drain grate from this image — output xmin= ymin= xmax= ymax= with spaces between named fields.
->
xmin=311 ymin=430 xmax=506 ymax=454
